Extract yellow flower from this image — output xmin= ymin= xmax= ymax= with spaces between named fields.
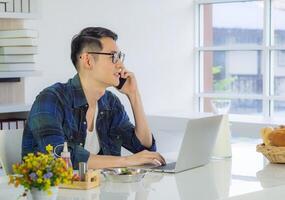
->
xmin=36 ymin=170 xmax=42 ymax=177
xmin=32 ymin=161 xmax=39 ymax=168
xmin=45 ymin=179 xmax=51 ymax=186
xmin=54 ymin=178 xmax=60 ymax=185
xmin=27 ymin=153 xmax=34 ymax=157
xmin=45 ymin=144 xmax=53 ymax=153
xmin=27 ymin=163 xmax=32 ymax=169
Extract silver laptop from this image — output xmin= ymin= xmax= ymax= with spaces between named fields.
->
xmin=145 ymin=115 xmax=222 ymax=173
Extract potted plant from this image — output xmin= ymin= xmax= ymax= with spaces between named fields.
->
xmin=9 ymin=144 xmax=73 ymax=200
xmin=211 ymin=66 xmax=237 ymax=114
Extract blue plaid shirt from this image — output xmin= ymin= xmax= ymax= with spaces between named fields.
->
xmin=22 ymin=74 xmax=156 ymax=169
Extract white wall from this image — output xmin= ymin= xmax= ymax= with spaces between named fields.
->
xmin=25 ymin=0 xmax=195 ymax=117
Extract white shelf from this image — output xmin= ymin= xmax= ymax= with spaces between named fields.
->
xmin=0 ymin=104 xmax=31 ymax=113
xmin=0 ymin=12 xmax=38 ymax=19
xmin=0 ymin=70 xmax=41 ymax=78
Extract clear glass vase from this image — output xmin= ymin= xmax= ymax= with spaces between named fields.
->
xmin=211 ymin=99 xmax=231 ymax=114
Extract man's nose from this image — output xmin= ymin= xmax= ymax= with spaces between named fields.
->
xmin=115 ymin=61 xmax=124 ymax=69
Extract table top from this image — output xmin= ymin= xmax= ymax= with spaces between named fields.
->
xmin=1 ymin=138 xmax=285 ymax=200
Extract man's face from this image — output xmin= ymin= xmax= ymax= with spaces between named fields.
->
xmin=89 ymin=37 xmax=123 ymax=88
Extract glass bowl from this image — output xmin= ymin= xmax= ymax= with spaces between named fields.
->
xmin=101 ymin=168 xmax=147 ymax=183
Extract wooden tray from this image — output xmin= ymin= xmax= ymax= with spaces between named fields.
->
xmin=256 ymin=144 xmax=285 ymax=164
xmin=60 ymin=170 xmax=100 ymax=190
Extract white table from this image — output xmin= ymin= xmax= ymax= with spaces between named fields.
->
xmin=1 ymin=138 xmax=285 ymax=200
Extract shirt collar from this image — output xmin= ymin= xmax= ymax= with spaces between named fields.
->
xmin=70 ymin=74 xmax=111 ymax=110
xmin=70 ymin=74 xmax=88 ymax=108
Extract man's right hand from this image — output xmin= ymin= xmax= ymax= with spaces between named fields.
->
xmin=125 ymin=150 xmax=166 ymax=166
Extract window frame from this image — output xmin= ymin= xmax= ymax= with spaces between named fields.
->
xmin=195 ymin=0 xmax=285 ymax=118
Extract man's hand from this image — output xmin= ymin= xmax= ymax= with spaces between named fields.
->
xmin=87 ymin=150 xmax=166 ymax=169
xmin=118 ymin=68 xmax=138 ymax=96
xmin=125 ymin=150 xmax=166 ymax=166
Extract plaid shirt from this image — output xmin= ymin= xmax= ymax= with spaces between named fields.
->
xmin=22 ymin=74 xmax=156 ymax=169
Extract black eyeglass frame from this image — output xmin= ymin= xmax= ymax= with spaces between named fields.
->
xmin=87 ymin=51 xmax=125 ymax=64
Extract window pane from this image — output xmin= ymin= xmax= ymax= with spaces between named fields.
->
xmin=272 ymin=50 xmax=285 ymax=95
xmin=202 ymin=51 xmax=263 ymax=94
xmin=272 ymin=0 xmax=285 ymax=46
xmin=201 ymin=1 xmax=263 ymax=46
xmin=203 ymin=98 xmax=262 ymax=115
xmin=274 ymin=101 xmax=285 ymax=117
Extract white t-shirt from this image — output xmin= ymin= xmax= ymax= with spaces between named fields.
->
xmin=84 ymin=104 xmax=100 ymax=155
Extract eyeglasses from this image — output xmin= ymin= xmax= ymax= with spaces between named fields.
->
xmin=87 ymin=51 xmax=125 ymax=64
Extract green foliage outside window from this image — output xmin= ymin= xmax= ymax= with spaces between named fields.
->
xmin=212 ymin=66 xmax=237 ymax=92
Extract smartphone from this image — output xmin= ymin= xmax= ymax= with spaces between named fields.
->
xmin=116 ymin=77 xmax=127 ymax=89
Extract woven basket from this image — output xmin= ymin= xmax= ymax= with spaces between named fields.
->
xmin=256 ymin=144 xmax=285 ymax=164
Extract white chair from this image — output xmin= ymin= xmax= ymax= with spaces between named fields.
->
xmin=0 ymin=129 xmax=23 ymax=175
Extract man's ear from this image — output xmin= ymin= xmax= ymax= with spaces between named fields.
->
xmin=80 ymin=53 xmax=93 ymax=70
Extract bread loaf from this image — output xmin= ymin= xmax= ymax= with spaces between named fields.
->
xmin=261 ymin=127 xmax=273 ymax=145
xmin=268 ymin=129 xmax=285 ymax=147
xmin=261 ymin=126 xmax=285 ymax=147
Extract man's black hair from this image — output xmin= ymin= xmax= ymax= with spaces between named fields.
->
xmin=71 ymin=27 xmax=118 ymax=69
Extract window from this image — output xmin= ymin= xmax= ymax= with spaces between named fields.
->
xmin=196 ymin=0 xmax=285 ymax=118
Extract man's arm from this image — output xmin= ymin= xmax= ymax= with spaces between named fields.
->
xmin=119 ymin=70 xmax=153 ymax=148
xmin=87 ymin=150 xmax=165 ymax=169
xmin=27 ymin=90 xmax=90 ymax=169
xmin=128 ymin=90 xmax=152 ymax=148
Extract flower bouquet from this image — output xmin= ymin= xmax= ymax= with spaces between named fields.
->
xmin=9 ymin=144 xmax=73 ymax=199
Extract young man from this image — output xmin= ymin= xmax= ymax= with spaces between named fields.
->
xmin=22 ymin=27 xmax=165 ymax=169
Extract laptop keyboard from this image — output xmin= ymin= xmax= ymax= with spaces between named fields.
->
xmin=152 ymin=162 xmax=176 ymax=171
